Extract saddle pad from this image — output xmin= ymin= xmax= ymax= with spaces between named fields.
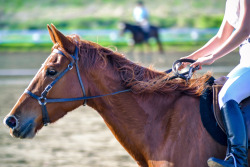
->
xmin=201 ymin=77 xmax=250 ymax=147
xmin=199 ymin=77 xmax=227 ymax=146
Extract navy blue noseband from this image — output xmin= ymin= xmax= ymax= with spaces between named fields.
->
xmin=25 ymin=47 xmax=130 ymax=126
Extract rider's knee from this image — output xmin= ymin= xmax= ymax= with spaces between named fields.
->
xmin=218 ymin=90 xmax=240 ymax=109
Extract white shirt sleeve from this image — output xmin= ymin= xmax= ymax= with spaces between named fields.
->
xmin=224 ymin=0 xmax=240 ymax=29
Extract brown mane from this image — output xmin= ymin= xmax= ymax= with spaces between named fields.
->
xmin=75 ymin=39 xmax=211 ymax=96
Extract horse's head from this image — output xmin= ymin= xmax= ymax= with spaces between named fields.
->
xmin=3 ymin=24 xmax=85 ymax=139
xmin=118 ymin=22 xmax=129 ymax=36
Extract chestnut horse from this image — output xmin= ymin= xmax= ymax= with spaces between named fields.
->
xmin=3 ymin=24 xmax=250 ymax=167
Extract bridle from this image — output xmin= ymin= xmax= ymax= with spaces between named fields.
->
xmin=24 ymin=47 xmax=130 ymax=126
xmin=24 ymin=45 xmax=198 ymax=126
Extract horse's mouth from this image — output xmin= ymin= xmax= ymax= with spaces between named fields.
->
xmin=12 ymin=120 xmax=36 ymax=139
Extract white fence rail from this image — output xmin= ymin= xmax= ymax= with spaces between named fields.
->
xmin=0 ymin=28 xmax=218 ymax=44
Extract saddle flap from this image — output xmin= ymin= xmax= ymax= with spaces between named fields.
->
xmin=212 ymin=85 xmax=226 ymax=133
xmin=213 ymin=83 xmax=250 ymax=141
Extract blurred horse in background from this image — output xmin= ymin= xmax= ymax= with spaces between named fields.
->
xmin=5 ymin=24 xmax=250 ymax=167
xmin=119 ymin=22 xmax=164 ymax=54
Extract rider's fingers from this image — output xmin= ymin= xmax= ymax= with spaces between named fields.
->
xmin=190 ymin=62 xmax=197 ymax=67
xmin=190 ymin=62 xmax=202 ymax=70
xmin=178 ymin=64 xmax=184 ymax=70
xmin=178 ymin=62 xmax=187 ymax=70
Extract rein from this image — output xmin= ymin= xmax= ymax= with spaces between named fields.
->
xmin=165 ymin=59 xmax=200 ymax=81
xmin=24 ymin=46 xmax=197 ymax=126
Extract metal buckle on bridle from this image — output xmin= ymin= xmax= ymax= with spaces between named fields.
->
xmin=45 ymin=85 xmax=52 ymax=91
xmin=41 ymin=85 xmax=52 ymax=97
xmin=38 ymin=97 xmax=47 ymax=105
xmin=68 ymin=64 xmax=73 ymax=70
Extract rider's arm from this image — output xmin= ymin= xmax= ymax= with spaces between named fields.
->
xmin=208 ymin=0 xmax=250 ymax=62
xmin=185 ymin=18 xmax=234 ymax=60
xmin=190 ymin=0 xmax=250 ymax=67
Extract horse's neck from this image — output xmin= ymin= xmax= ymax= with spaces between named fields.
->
xmin=83 ymin=62 xmax=209 ymax=165
xmin=88 ymin=90 xmax=172 ymax=161
xmin=86 ymin=74 xmax=203 ymax=163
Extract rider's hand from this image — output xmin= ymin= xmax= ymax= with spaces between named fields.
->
xmin=178 ymin=62 xmax=188 ymax=70
xmin=190 ymin=55 xmax=215 ymax=70
xmin=178 ymin=56 xmax=195 ymax=70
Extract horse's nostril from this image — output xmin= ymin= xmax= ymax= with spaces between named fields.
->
xmin=5 ymin=116 xmax=18 ymax=129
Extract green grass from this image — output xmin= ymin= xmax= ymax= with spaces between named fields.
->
xmin=0 ymin=43 xmax=53 ymax=52
xmin=1 ymin=17 xmax=122 ymax=30
xmin=0 ymin=41 xmax=206 ymax=53
xmin=0 ymin=15 xmax=224 ymax=30
xmin=0 ymin=0 xmax=222 ymax=52
xmin=0 ymin=0 xmax=225 ymax=30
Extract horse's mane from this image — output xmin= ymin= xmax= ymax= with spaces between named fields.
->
xmin=77 ymin=39 xmax=211 ymax=96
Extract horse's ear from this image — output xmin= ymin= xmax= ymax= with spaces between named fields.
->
xmin=47 ymin=24 xmax=56 ymax=44
xmin=50 ymin=24 xmax=75 ymax=54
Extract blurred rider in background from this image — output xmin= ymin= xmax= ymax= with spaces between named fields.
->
xmin=133 ymin=1 xmax=150 ymax=41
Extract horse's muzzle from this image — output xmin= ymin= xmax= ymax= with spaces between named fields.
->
xmin=4 ymin=115 xmax=36 ymax=139
xmin=4 ymin=115 xmax=18 ymax=129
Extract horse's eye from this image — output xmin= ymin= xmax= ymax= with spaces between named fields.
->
xmin=46 ymin=69 xmax=57 ymax=76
